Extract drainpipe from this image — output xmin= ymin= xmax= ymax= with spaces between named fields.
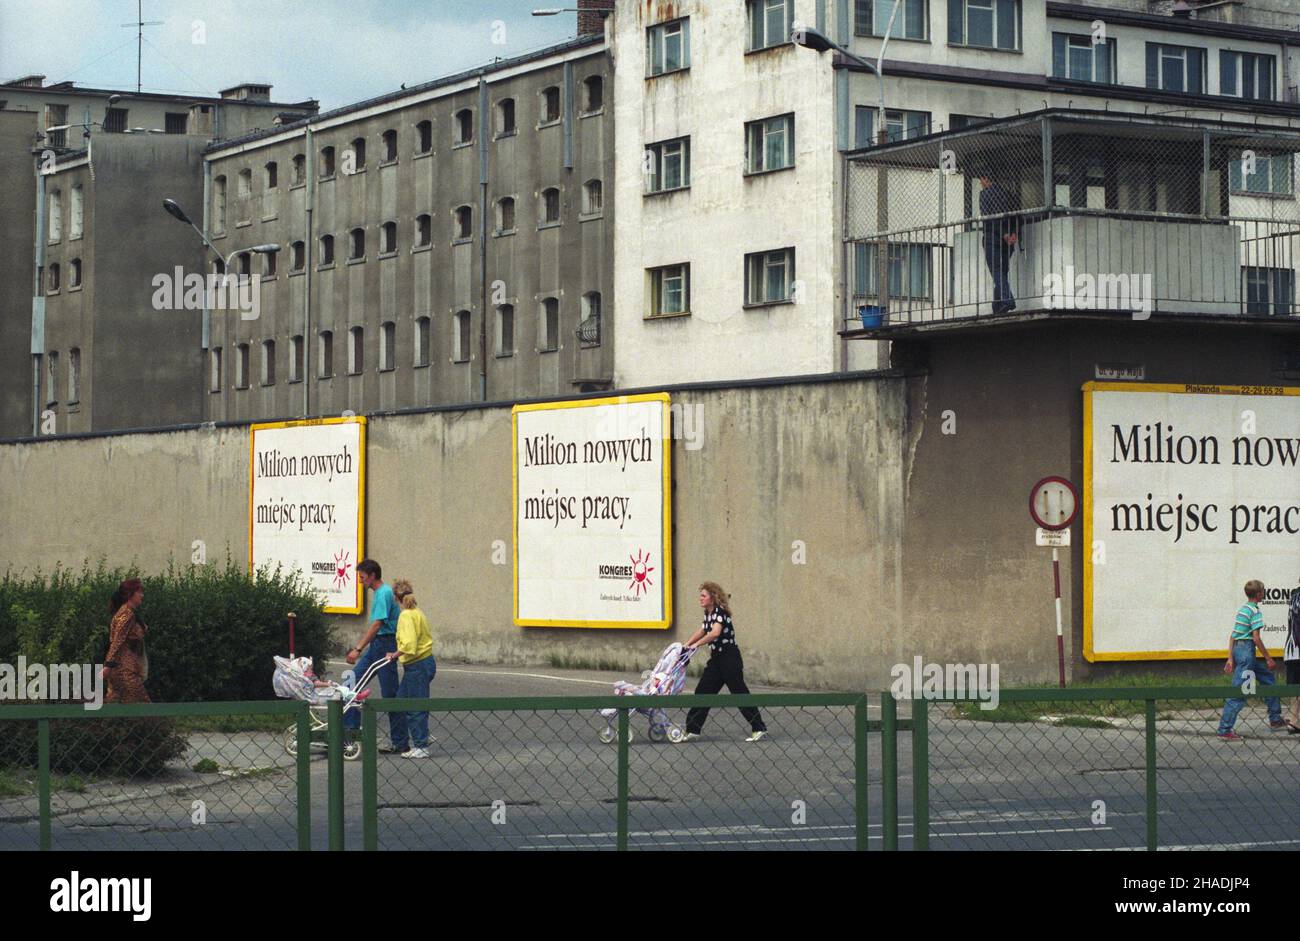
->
xmin=304 ymin=125 xmax=315 ymax=417
xmin=478 ymin=75 xmax=489 ymax=402
xmin=202 ymin=157 xmax=211 ymax=415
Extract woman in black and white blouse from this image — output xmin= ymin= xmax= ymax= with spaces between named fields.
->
xmin=680 ymin=581 xmax=767 ymax=742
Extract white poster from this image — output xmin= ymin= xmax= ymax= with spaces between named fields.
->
xmin=249 ymin=417 xmax=366 ymax=614
xmin=514 ymin=394 xmax=671 ymax=628
xmin=1084 ymin=383 xmax=1300 ymax=660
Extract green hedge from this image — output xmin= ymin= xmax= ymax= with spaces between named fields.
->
xmin=0 ymin=559 xmax=330 ymax=702
xmin=2 ymin=710 xmax=188 ymax=778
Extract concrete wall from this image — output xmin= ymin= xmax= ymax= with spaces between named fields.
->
xmin=0 ymin=374 xmax=907 ymax=690
xmin=0 ymin=111 xmax=36 ymax=438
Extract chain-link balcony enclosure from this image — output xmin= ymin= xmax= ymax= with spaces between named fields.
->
xmin=844 ymin=110 xmax=1300 ymax=329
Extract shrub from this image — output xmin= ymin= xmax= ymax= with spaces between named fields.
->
xmin=1 ymin=707 xmax=188 ymax=778
xmin=0 ymin=558 xmax=330 ymax=702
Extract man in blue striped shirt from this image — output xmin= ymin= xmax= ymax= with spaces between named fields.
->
xmin=1218 ymin=580 xmax=1285 ymax=740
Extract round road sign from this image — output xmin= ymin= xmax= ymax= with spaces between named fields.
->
xmin=1029 ymin=476 xmax=1077 ymax=531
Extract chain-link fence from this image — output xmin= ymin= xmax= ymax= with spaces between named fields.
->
xmin=0 ymin=701 xmax=312 ymax=851
xmin=909 ymin=685 xmax=1300 ymax=851
xmin=359 ymin=694 xmax=868 ymax=851
xmin=844 ymin=110 xmax=1300 ymax=327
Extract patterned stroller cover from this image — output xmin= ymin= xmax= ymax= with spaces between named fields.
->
xmin=273 ymin=655 xmax=348 ymax=704
xmin=614 ymin=642 xmax=694 ymax=698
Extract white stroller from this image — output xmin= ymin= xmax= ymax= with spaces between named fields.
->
xmin=598 ymin=642 xmax=697 ymax=744
xmin=273 ymin=655 xmax=386 ymax=761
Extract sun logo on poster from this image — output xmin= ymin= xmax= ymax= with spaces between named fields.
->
xmin=628 ymin=549 xmax=654 ymax=597
xmin=332 ymin=550 xmax=352 ymax=590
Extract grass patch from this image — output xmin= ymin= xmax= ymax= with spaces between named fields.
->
xmin=0 ymin=769 xmax=90 ymax=798
xmin=192 ymin=758 xmax=220 ymax=774
xmin=952 ymin=670 xmax=1240 ymax=724
xmin=176 ymin=714 xmax=291 ymax=734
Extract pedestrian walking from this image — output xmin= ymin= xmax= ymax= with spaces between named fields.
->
xmin=384 ymin=578 xmax=437 ymax=758
xmin=977 ymin=170 xmax=1020 ymax=314
xmin=104 ymin=577 xmax=151 ymax=704
xmin=678 ymin=582 xmax=767 ymax=743
xmin=1218 ymin=579 xmax=1286 ymax=741
xmin=1285 ymin=579 xmax=1300 ymax=734
xmin=343 ymin=559 xmax=405 ymax=752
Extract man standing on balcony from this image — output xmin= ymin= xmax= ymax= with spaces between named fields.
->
xmin=977 ymin=171 xmax=1020 ymax=314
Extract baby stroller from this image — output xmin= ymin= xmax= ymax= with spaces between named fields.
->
xmin=598 ymin=643 xmax=696 ymax=744
xmin=272 ymin=655 xmax=386 ymax=761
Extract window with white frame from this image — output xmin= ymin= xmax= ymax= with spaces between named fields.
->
xmin=948 ymin=0 xmax=1018 ymax=51
xmin=855 ymin=0 xmax=928 ymax=40
xmin=647 ymin=18 xmax=690 ymax=76
xmin=645 ymin=137 xmax=690 ymax=193
xmin=745 ymin=114 xmax=795 ymax=174
xmin=1221 ymin=50 xmax=1275 ymax=100
xmin=648 ymin=264 xmax=690 ymax=316
xmin=1145 ymin=42 xmax=1206 ymax=94
xmin=1244 ymin=266 xmax=1296 ymax=316
xmin=745 ymin=248 xmax=795 ymax=305
xmin=854 ymin=107 xmax=930 ymax=147
xmin=1051 ymin=33 xmax=1116 ymax=84
xmin=746 ymin=0 xmax=793 ymax=52
xmin=854 ymin=242 xmax=932 ymax=299
xmin=1230 ymin=153 xmax=1294 ymax=196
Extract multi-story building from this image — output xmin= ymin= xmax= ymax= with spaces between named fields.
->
xmin=1 ymin=78 xmax=318 ymax=436
xmin=203 ymin=29 xmax=613 ymax=423
xmin=611 ymin=0 xmax=1300 ymax=388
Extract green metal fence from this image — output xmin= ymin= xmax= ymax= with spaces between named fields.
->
xmin=2 ymin=684 xmax=1294 ymax=851
xmin=904 ymin=684 xmax=1300 ymax=852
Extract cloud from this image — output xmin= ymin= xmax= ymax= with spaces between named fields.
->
xmin=0 ymin=0 xmax=577 ymax=108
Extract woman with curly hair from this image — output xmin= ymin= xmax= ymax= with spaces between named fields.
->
xmin=104 ymin=578 xmax=151 ymax=704
xmin=679 ymin=581 xmax=767 ymax=742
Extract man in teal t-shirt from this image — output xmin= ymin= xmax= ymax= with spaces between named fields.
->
xmin=343 ymin=559 xmax=408 ymax=751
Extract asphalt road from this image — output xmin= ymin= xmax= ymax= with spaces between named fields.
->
xmin=2 ymin=666 xmax=1296 ymax=851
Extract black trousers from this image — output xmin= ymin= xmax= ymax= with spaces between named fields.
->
xmin=685 ymin=646 xmax=766 ymax=734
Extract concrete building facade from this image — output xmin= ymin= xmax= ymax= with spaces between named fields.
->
xmin=202 ymin=34 xmax=614 ymax=423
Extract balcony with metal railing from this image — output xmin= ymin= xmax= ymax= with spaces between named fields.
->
xmin=843 ymin=110 xmax=1300 ymax=335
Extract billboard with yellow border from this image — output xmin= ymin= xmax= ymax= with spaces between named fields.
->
xmin=1083 ymin=382 xmax=1299 ymax=660
xmin=513 ymin=393 xmax=672 ymax=628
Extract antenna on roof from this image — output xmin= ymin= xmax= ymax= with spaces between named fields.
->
xmin=120 ymin=0 xmax=163 ymax=94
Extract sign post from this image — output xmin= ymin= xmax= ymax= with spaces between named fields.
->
xmin=1030 ymin=476 xmax=1078 ymax=688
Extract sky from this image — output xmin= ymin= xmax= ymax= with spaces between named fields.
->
xmin=0 ymin=0 xmax=580 ymax=109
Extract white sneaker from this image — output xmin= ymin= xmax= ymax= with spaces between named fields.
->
xmin=745 ymin=730 xmax=767 ymax=743
xmin=402 ymin=747 xmax=430 ymax=759
xmin=675 ymin=732 xmax=700 ymax=743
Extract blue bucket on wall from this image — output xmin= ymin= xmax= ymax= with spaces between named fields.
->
xmin=858 ymin=305 xmax=885 ymax=329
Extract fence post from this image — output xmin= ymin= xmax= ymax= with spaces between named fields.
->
xmin=881 ymin=692 xmax=898 ymax=851
xmin=912 ymin=697 xmax=929 ymax=851
xmin=1145 ymin=698 xmax=1158 ymax=852
xmin=296 ymin=703 xmax=311 ymax=851
xmin=37 ymin=717 xmax=51 ymax=851
xmin=616 ymin=707 xmax=629 ymax=852
xmin=362 ymin=705 xmax=378 ymax=851
xmin=855 ymin=696 xmax=869 ymax=850
xmin=327 ymin=698 xmax=344 ymax=851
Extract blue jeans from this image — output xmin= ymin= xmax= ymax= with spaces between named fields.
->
xmin=396 ymin=656 xmax=437 ymax=748
xmin=1219 ymin=639 xmax=1282 ymax=734
xmin=984 ymin=238 xmax=1014 ymax=310
xmin=342 ymin=635 xmax=404 ymax=747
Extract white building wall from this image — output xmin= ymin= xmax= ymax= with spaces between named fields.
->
xmin=613 ymin=0 xmax=841 ymax=388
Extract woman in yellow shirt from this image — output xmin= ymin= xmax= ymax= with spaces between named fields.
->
xmin=383 ymin=579 xmax=437 ymax=758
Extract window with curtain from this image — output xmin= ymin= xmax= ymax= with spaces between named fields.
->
xmin=948 ymin=0 xmax=1018 ymax=51
xmin=854 ymin=243 xmax=932 ymax=299
xmin=856 ymin=0 xmax=928 ymax=40
xmin=1145 ymin=43 xmax=1206 ymax=93
xmin=1051 ymin=34 xmax=1115 ymax=84
xmin=746 ymin=0 xmax=794 ymax=51
xmin=745 ymin=115 xmax=795 ymax=173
